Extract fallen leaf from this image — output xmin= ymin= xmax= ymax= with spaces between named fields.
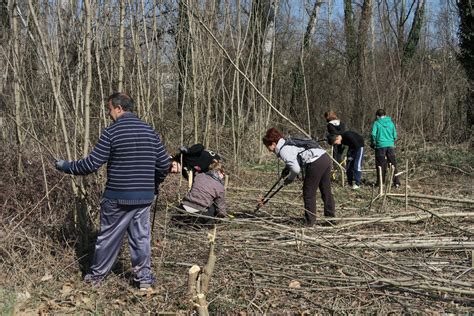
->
xmin=40 ymin=273 xmax=53 ymax=282
xmin=288 ymin=280 xmax=301 ymax=288
xmin=17 ymin=290 xmax=31 ymax=301
xmin=114 ymin=299 xmax=127 ymax=306
xmin=61 ymin=283 xmax=74 ymax=296
xmin=47 ymin=299 xmax=61 ymax=309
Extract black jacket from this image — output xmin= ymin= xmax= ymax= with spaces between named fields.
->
xmin=341 ymin=131 xmax=364 ymax=149
xmin=174 ymin=144 xmax=220 ymax=179
xmin=327 ymin=120 xmax=346 ymax=135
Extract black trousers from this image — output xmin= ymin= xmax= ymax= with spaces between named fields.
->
xmin=333 ymin=144 xmax=345 ymax=163
xmin=303 ymin=154 xmax=336 ymax=225
xmin=375 ymin=147 xmax=400 ymax=186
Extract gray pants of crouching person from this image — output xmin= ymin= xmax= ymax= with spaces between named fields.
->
xmin=86 ymin=198 xmax=154 ymax=286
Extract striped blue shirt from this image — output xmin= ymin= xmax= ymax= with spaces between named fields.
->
xmin=64 ymin=112 xmax=170 ymax=204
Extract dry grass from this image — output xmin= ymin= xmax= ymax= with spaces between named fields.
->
xmin=1 ymin=144 xmax=473 ymax=314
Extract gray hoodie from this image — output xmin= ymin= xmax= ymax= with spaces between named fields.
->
xmin=275 ymin=138 xmax=327 ymax=181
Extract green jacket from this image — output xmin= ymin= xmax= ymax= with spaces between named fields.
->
xmin=371 ymin=116 xmax=397 ymax=148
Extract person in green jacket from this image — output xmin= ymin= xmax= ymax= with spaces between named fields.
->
xmin=370 ymin=109 xmax=401 ymax=188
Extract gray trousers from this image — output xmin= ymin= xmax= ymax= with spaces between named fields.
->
xmin=89 ymin=198 xmax=153 ymax=284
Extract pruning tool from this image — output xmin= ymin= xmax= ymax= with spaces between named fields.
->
xmin=254 ymin=175 xmax=288 ymax=212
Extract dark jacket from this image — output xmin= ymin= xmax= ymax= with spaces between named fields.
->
xmin=63 ymin=112 xmax=170 ymax=204
xmin=341 ymin=131 xmax=364 ymax=149
xmin=174 ymin=144 xmax=220 ymax=179
xmin=182 ymin=172 xmax=226 ymax=214
xmin=327 ymin=119 xmax=346 ymax=135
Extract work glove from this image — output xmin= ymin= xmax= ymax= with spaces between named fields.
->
xmin=179 ymin=146 xmax=188 ymax=154
xmin=283 ymin=177 xmax=293 ymax=186
xmin=54 ymin=159 xmax=70 ymax=172
xmin=280 ymin=167 xmax=290 ymax=178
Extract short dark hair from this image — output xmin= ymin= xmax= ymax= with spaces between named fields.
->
xmin=376 ymin=109 xmax=386 ymax=117
xmin=327 ymin=133 xmax=339 ymax=145
xmin=262 ymin=127 xmax=283 ymax=146
xmin=108 ymin=92 xmax=134 ymax=111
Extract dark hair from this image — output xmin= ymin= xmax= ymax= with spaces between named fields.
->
xmin=262 ymin=127 xmax=283 ymax=146
xmin=108 ymin=92 xmax=134 ymax=111
xmin=324 ymin=110 xmax=338 ymax=122
xmin=326 ymin=133 xmax=339 ymax=145
xmin=376 ymin=109 xmax=386 ymax=117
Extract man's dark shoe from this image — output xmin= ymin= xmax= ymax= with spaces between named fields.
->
xmin=84 ymin=274 xmax=103 ymax=286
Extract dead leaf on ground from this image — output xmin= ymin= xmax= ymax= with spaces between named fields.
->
xmin=16 ymin=290 xmax=31 ymax=301
xmin=61 ymin=283 xmax=74 ymax=296
xmin=40 ymin=273 xmax=53 ymax=282
xmin=288 ymin=280 xmax=301 ymax=288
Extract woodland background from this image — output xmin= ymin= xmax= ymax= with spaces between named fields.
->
xmin=1 ymin=0 xmax=473 ymax=164
xmin=1 ymin=0 xmax=473 ymax=314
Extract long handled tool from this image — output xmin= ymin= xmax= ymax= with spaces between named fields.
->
xmin=151 ymin=195 xmax=159 ymax=236
xmin=254 ymin=176 xmax=287 ymax=212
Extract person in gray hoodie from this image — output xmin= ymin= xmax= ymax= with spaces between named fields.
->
xmin=262 ymin=127 xmax=335 ymax=226
xmin=370 ymin=109 xmax=401 ymax=187
xmin=180 ymin=161 xmax=227 ymax=222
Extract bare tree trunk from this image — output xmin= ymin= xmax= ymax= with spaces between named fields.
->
xmin=457 ymin=0 xmax=474 ymax=144
xmin=344 ymin=0 xmax=357 ymax=78
xmin=27 ymin=0 xmax=73 ymax=163
xmin=12 ymin=0 xmax=24 ymax=175
xmin=177 ymin=0 xmax=190 ymax=120
xmin=402 ymin=0 xmax=425 ymax=67
xmin=353 ymin=0 xmax=373 ymax=130
xmin=291 ymin=0 xmax=322 ymax=133
xmin=118 ymin=0 xmax=125 ymax=92
xmin=83 ymin=0 xmax=92 ymax=155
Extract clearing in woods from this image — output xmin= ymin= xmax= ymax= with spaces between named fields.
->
xmin=1 ymin=145 xmax=473 ymax=314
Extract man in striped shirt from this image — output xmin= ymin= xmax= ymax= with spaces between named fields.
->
xmin=55 ymin=92 xmax=170 ymax=290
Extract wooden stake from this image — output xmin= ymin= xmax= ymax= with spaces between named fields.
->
xmin=201 ymin=226 xmax=217 ymax=293
xmin=378 ymin=166 xmax=383 ymax=196
xmin=188 ymin=265 xmax=201 ymax=297
xmin=405 ymin=159 xmax=409 ymax=212
xmin=188 ymin=170 xmax=193 ymax=191
xmin=196 ymin=293 xmax=209 ymax=316
xmin=224 ymin=174 xmax=229 ymax=192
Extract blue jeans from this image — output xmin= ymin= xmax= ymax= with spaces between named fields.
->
xmin=346 ymin=147 xmax=364 ymax=185
xmin=87 ymin=198 xmax=154 ymax=285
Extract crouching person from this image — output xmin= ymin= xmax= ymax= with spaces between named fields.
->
xmin=170 ymin=143 xmax=221 ymax=189
xmin=180 ymin=161 xmax=227 ymax=223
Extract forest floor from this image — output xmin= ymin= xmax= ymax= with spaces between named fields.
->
xmin=1 ymin=144 xmax=473 ymax=314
